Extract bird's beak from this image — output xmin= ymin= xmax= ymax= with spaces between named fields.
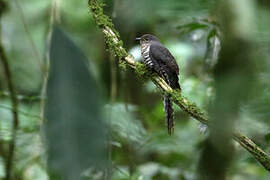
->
xmin=135 ymin=37 xmax=141 ymax=41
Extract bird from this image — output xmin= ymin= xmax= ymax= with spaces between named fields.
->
xmin=136 ymin=34 xmax=181 ymax=135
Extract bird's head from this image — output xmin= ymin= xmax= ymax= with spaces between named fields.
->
xmin=136 ymin=34 xmax=160 ymax=45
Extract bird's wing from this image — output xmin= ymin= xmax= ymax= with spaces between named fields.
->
xmin=150 ymin=43 xmax=179 ymax=75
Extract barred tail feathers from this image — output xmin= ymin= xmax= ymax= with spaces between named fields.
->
xmin=163 ymin=96 xmax=174 ymax=135
xmin=160 ymin=69 xmax=178 ymax=135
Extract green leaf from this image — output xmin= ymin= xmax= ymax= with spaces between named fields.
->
xmin=205 ymin=28 xmax=221 ymax=68
xmin=265 ymin=133 xmax=270 ymax=143
xmin=104 ymin=103 xmax=146 ymax=145
xmin=45 ymin=26 xmax=107 ymax=179
xmin=177 ymin=22 xmax=209 ymax=34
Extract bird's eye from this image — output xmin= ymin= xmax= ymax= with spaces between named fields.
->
xmin=145 ymin=38 xmax=149 ymax=42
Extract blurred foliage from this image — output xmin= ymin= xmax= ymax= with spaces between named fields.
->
xmin=45 ymin=26 xmax=107 ymax=179
xmin=0 ymin=0 xmax=269 ymax=179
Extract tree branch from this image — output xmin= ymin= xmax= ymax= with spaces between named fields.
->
xmin=88 ymin=0 xmax=270 ymax=171
xmin=0 ymin=30 xmax=19 ymax=180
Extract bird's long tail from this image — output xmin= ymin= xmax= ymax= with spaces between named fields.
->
xmin=163 ymin=96 xmax=174 ymax=135
xmin=159 ymin=68 xmax=180 ymax=135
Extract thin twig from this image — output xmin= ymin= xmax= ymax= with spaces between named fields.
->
xmin=88 ymin=0 xmax=270 ymax=171
xmin=39 ymin=70 xmax=49 ymax=120
xmin=0 ymin=91 xmax=43 ymax=101
xmin=109 ymin=54 xmax=117 ymax=102
xmin=13 ymin=0 xmax=43 ymax=72
xmin=0 ymin=104 xmax=42 ymax=120
xmin=40 ymin=0 xmax=60 ymax=120
xmin=0 ymin=32 xmax=19 ymax=180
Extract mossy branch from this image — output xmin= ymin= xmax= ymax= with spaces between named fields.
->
xmin=88 ymin=0 xmax=270 ymax=171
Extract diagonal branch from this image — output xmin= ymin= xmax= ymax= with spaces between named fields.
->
xmin=88 ymin=0 xmax=270 ymax=171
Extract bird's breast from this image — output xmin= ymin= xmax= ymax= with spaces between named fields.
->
xmin=141 ymin=44 xmax=153 ymax=67
xmin=141 ymin=43 xmax=151 ymax=61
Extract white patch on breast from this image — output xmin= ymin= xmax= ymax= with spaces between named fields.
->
xmin=141 ymin=44 xmax=150 ymax=59
xmin=141 ymin=44 xmax=153 ymax=67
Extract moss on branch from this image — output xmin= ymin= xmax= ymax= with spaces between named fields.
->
xmin=89 ymin=0 xmax=127 ymax=59
xmin=88 ymin=0 xmax=270 ymax=172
